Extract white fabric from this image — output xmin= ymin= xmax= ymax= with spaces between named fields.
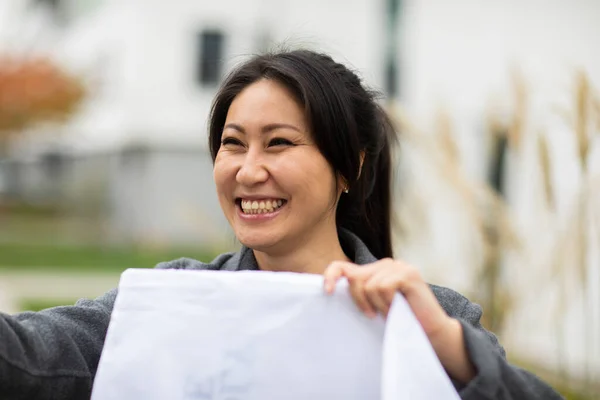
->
xmin=91 ymin=269 xmax=460 ymax=400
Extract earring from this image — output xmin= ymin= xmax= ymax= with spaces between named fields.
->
xmin=343 ymin=186 xmax=349 ymax=194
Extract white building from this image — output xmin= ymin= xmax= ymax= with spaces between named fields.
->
xmin=1 ymin=0 xmax=390 ymax=150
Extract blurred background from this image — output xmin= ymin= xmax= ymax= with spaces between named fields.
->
xmin=0 ymin=0 xmax=598 ymax=397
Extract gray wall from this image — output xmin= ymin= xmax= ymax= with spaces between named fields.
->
xmin=0 ymin=145 xmax=234 ymax=249
xmin=108 ymin=145 xmax=233 ymax=248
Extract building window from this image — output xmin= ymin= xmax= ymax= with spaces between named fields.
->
xmin=35 ymin=0 xmax=61 ymax=8
xmin=384 ymin=0 xmax=401 ymax=99
xmin=197 ymin=30 xmax=225 ymax=86
xmin=34 ymin=0 xmax=66 ymax=24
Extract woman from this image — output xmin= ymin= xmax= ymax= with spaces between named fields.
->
xmin=0 ymin=50 xmax=562 ymax=399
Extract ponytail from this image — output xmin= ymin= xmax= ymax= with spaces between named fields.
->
xmin=336 ymin=105 xmax=397 ymax=259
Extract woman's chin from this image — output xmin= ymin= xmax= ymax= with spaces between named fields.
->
xmin=236 ymin=231 xmax=287 ymax=254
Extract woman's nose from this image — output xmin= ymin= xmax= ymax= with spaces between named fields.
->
xmin=236 ymin=151 xmax=269 ymax=186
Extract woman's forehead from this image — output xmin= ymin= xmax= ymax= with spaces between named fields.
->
xmin=225 ymin=80 xmax=308 ymax=131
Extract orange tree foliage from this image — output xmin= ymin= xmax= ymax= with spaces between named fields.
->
xmin=0 ymin=56 xmax=85 ymax=136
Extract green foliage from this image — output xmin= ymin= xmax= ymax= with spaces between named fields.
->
xmin=0 ymin=243 xmax=218 ymax=272
xmin=510 ymin=358 xmax=599 ymax=400
xmin=554 ymin=385 xmax=597 ymax=400
xmin=19 ymin=298 xmax=78 ymax=312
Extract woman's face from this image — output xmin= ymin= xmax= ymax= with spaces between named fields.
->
xmin=213 ymin=79 xmax=341 ymax=254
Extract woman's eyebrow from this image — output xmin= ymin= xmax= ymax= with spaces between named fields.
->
xmin=223 ymin=123 xmax=301 ymax=134
xmin=223 ymin=123 xmax=245 ymax=133
xmin=261 ymin=123 xmax=301 ymax=133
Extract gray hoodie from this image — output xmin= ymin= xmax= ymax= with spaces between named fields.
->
xmin=0 ymin=230 xmax=563 ymax=399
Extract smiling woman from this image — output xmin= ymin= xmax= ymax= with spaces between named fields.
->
xmin=214 ymin=79 xmax=351 ymax=272
xmin=0 ymin=49 xmax=564 ymax=400
xmin=208 ymin=52 xmax=396 ymax=274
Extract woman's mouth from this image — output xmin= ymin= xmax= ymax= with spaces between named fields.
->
xmin=237 ymin=198 xmax=287 ymax=215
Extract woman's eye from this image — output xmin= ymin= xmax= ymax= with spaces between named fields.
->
xmin=268 ymin=138 xmax=293 ymax=147
xmin=221 ymin=137 xmax=243 ymax=146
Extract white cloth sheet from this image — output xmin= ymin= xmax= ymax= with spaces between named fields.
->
xmin=91 ymin=269 xmax=460 ymax=399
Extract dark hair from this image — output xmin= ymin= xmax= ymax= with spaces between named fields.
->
xmin=208 ymin=50 xmax=397 ymax=259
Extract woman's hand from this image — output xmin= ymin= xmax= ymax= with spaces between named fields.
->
xmin=323 ymin=258 xmax=476 ymax=384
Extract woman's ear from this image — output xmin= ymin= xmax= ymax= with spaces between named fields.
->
xmin=337 ymin=174 xmax=350 ymax=194
xmin=338 ymin=152 xmax=365 ymax=194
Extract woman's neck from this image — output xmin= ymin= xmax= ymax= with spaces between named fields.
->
xmin=253 ymin=229 xmax=351 ymax=275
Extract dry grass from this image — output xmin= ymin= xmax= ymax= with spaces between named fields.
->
xmin=507 ymin=69 xmax=528 ymax=151
xmin=574 ymin=71 xmax=591 ymax=171
xmin=388 ymin=69 xmax=600 ymax=395
xmin=389 ymin=103 xmax=520 ymax=333
xmin=537 ymin=132 xmax=555 ymax=210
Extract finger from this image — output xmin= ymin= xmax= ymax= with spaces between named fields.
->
xmin=323 ymin=261 xmax=355 ymax=294
xmin=363 ymin=271 xmax=396 ymax=318
xmin=347 ymin=274 xmax=377 ymax=318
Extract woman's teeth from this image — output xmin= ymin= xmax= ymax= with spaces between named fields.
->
xmin=240 ymin=199 xmax=284 ymax=214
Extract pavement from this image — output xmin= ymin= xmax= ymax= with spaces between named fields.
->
xmin=0 ymin=271 xmax=122 ymax=314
